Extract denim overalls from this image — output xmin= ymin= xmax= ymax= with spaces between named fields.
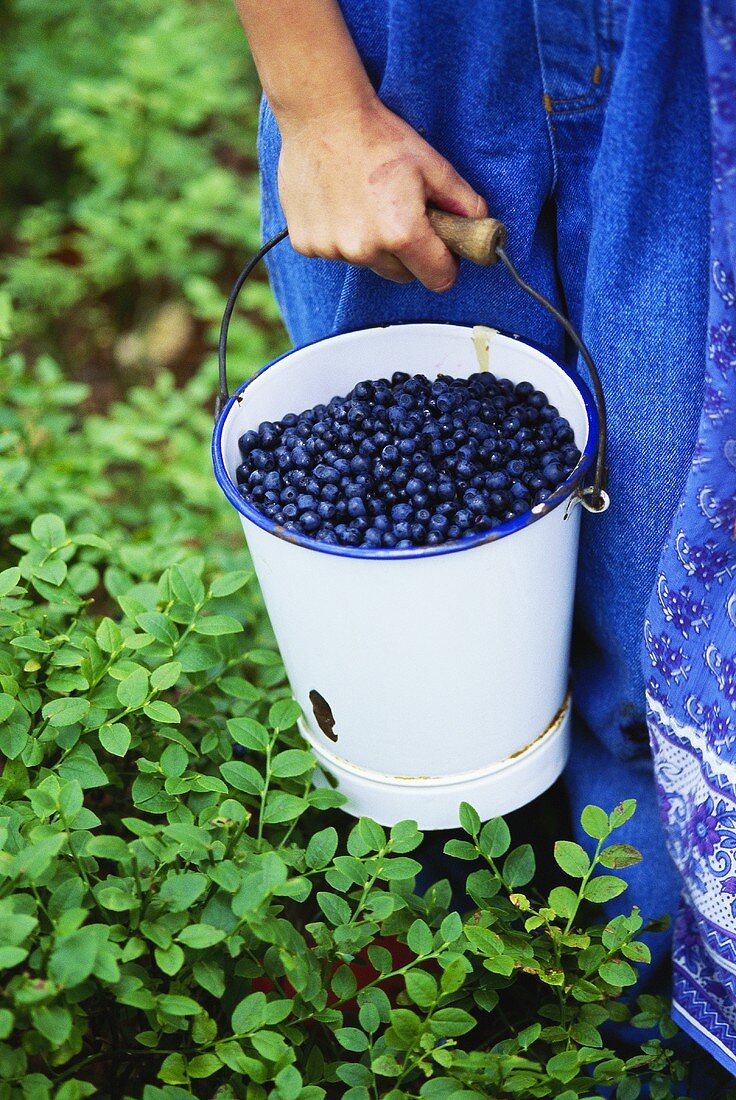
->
xmin=256 ymin=0 xmax=711 ymax=978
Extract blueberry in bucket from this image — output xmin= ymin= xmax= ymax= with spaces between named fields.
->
xmin=236 ymin=372 xmax=580 ymax=550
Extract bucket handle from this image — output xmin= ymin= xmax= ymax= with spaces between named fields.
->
xmin=217 ymin=213 xmax=609 ymax=513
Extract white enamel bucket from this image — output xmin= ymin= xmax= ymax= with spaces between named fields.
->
xmin=209 ymin=221 xmax=607 ymax=827
xmin=213 ymin=220 xmax=608 ymax=829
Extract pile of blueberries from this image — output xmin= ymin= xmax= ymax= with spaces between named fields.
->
xmin=236 ymin=371 xmax=581 ymax=550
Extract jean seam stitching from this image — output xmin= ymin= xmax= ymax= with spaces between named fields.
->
xmin=532 ymin=0 xmax=559 ymax=192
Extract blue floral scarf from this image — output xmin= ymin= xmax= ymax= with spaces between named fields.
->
xmin=644 ymin=0 xmax=736 ymax=1073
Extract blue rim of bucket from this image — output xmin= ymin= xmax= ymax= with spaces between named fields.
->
xmin=212 ymin=322 xmax=600 ymax=561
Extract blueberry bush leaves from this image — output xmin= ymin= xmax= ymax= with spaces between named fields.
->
xmin=0 ymin=353 xmax=701 ymax=1099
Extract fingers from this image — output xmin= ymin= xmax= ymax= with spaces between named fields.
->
xmin=424 ymin=152 xmax=488 ymax=220
xmin=392 ymin=212 xmax=459 ymax=292
xmin=368 ymin=255 xmax=415 ymax=283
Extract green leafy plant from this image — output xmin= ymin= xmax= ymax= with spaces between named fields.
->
xmin=0 ymin=0 xmax=286 ymax=372
xmin=2 ymin=347 xmax=730 ymax=1100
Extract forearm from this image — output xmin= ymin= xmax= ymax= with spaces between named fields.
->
xmin=234 ymin=0 xmax=375 ymax=130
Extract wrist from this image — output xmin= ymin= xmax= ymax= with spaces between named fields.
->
xmin=272 ymin=81 xmax=379 ymax=137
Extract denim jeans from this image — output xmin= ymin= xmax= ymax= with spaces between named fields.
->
xmin=257 ymin=0 xmax=711 ymax=969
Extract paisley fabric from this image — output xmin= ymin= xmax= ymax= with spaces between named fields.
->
xmin=643 ymin=0 xmax=736 ymax=1074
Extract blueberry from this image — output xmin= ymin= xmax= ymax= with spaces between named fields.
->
xmin=314 ymin=464 xmax=339 ymax=484
xmin=238 ymin=430 xmax=259 ymax=457
xmin=544 ymin=463 xmax=565 ymax=486
xmin=391 ymin=503 xmax=413 ymax=522
xmin=301 ymin=511 xmax=320 ymax=533
xmin=348 ymin=498 xmax=366 ymax=519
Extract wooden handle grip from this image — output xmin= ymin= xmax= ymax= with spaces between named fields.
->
xmin=428 ymin=209 xmax=507 ymax=266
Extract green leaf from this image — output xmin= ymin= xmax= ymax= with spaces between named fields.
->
xmin=263 ymin=792 xmax=307 ymax=824
xmin=356 ymin=818 xmax=385 ymax=852
xmin=554 ymin=840 xmax=591 ymax=878
xmin=31 ymin=1004 xmax=72 ymax=1046
xmin=0 ymin=718 xmax=28 ymax=760
xmin=155 ymin=943 xmax=185 ymax=975
xmin=268 ymin=697 xmax=302 ymax=730
xmin=144 ymin=700 xmax=180 ymax=724
xmin=170 ymin=565 xmax=205 ymax=607
xmin=443 ymin=839 xmax=478 ymax=861
xmin=193 ymin=959 xmax=225 ymax=998
xmin=270 ymin=749 xmax=313 ymax=777
xmin=99 ymin=723 xmax=131 ymax=757
xmin=317 ymin=892 xmax=351 ymax=926
xmin=503 ymin=843 xmax=535 ymax=888
xmin=158 ymin=994 xmax=202 ymax=1017
xmin=95 ymin=617 xmax=123 ymax=653
xmin=580 ymin=805 xmax=610 ymax=840
xmin=622 ymin=941 xmax=651 ymax=964
xmin=429 ymin=1007 xmax=476 ymax=1037
xmin=336 ymin=1027 xmax=370 ymax=1052
xmin=187 ymin=1054 xmax=222 ymax=1079
xmin=274 ymin=1065 xmax=303 ymax=1100
xmin=220 ymin=676 xmax=261 ymax=701
xmin=134 ymin=611 xmax=177 ymax=646
xmin=73 ymin=532 xmax=111 ymax=550
xmin=177 ymin=924 xmax=226 ymax=949
xmin=479 ymin=817 xmax=511 ymax=858
xmin=306 ymin=827 xmax=338 ymax=869
xmin=599 ymin=843 xmax=643 ymax=869
xmin=599 ymin=958 xmax=638 ymax=987
xmin=209 ymin=570 xmax=252 ymax=597
xmin=0 ymin=567 xmax=21 ymax=597
xmin=42 ymin=696 xmax=90 ymax=728
xmin=405 ymin=969 xmax=437 ymax=1008
xmin=610 ymin=799 xmax=636 ymax=828
xmin=150 ymin=661 xmax=182 ymax=691
xmin=547 ymin=1050 xmax=581 ymax=1083
xmin=359 ymin=1002 xmax=381 ymax=1034
xmin=158 ymin=873 xmax=207 ymax=912
xmin=227 ymin=716 xmax=269 ymax=751
xmin=220 ymin=760 xmax=264 ymax=795
xmin=10 ymin=835 xmax=64 ymax=881
xmin=389 ymin=820 xmax=422 ymax=853
xmin=0 ymin=693 xmax=16 ymax=723
xmin=117 ymin=667 xmax=149 ymax=709
xmin=193 ymin=614 xmax=242 ymax=635
xmin=459 ymin=801 xmax=481 ymax=837
xmin=31 ymin=513 xmax=66 ymax=547
xmin=379 ymin=857 xmax=421 ymax=881
xmin=548 ymin=886 xmax=579 ymax=920
xmin=584 ymin=875 xmax=627 ymax=904
xmin=86 ymin=836 xmax=130 ymax=861
xmin=440 ymin=912 xmax=463 ymax=942
xmin=407 ymin=919 xmax=434 ymax=956
xmin=49 ymin=927 xmax=99 ymax=987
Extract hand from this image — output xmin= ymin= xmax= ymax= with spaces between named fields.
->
xmin=276 ymin=94 xmax=487 ymax=292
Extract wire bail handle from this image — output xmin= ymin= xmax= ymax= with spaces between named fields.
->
xmin=216 ymin=213 xmax=609 ymax=512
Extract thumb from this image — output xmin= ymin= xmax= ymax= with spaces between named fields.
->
xmin=423 ymin=152 xmax=488 ymax=219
